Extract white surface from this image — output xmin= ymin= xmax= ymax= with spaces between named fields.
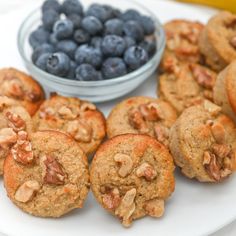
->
xmin=0 ymin=1 xmax=235 ymax=236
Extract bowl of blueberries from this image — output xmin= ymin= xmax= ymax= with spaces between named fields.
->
xmin=18 ymin=0 xmax=165 ymax=102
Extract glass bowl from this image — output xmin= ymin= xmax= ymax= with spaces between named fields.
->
xmin=17 ymin=0 xmax=165 ymax=102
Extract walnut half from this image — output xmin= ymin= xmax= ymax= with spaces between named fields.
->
xmin=42 ymin=155 xmax=66 ymax=185
xmin=11 ymin=131 xmax=34 ymax=165
xmin=15 ymin=180 xmax=40 ymax=203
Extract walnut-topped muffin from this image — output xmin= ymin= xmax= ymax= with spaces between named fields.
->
xmin=33 ymin=94 xmax=106 ymax=155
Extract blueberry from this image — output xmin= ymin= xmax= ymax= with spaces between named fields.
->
xmin=42 ymin=0 xmax=61 ymax=13
xmin=42 ymin=9 xmax=59 ymax=31
xmin=75 ymin=64 xmax=98 ymax=81
xmin=139 ymin=40 xmax=156 ymax=57
xmin=67 ymin=14 xmax=81 ymax=29
xmin=46 ymin=52 xmax=70 ymax=76
xmin=111 ymin=8 xmax=122 ymax=18
xmin=61 ymin=0 xmax=83 ymax=16
xmin=123 ymin=20 xmax=144 ymax=42
xmin=90 ymin=36 xmax=102 ymax=49
xmin=86 ymin=4 xmax=112 ymax=23
xmin=49 ymin=33 xmax=59 ymax=45
xmin=56 ymin=40 xmax=77 ymax=59
xmin=124 ymin=36 xmax=136 ymax=48
xmin=124 ymin=46 xmax=149 ymax=70
xmin=102 ymin=57 xmax=127 ymax=79
xmin=104 ymin=18 xmax=124 ymax=36
xmin=121 ymin=9 xmax=141 ymax=22
xmin=67 ymin=60 xmax=77 ymax=79
xmin=35 ymin=53 xmax=51 ymax=71
xmin=53 ymin=19 xmax=74 ymax=39
xmin=75 ymin=45 xmax=102 ymax=68
xmin=32 ymin=43 xmax=55 ymax=64
xmin=29 ymin=26 xmax=50 ymax=49
xmin=73 ymin=29 xmax=90 ymax=44
xmin=101 ymin=35 xmax=126 ymax=57
xmin=81 ymin=16 xmax=103 ymax=35
xmin=139 ymin=16 xmax=155 ymax=35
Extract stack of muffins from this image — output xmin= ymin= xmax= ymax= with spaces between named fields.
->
xmin=1 ymin=10 xmax=236 ymax=229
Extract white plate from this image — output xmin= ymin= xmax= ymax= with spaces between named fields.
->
xmin=0 ymin=1 xmax=235 ymax=236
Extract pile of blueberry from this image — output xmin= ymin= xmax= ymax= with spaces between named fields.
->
xmin=29 ymin=0 xmax=157 ymax=81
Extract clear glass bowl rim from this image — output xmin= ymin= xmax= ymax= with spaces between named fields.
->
xmin=17 ymin=0 xmax=165 ymax=87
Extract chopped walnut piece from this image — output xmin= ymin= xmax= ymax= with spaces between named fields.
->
xmin=15 ymin=180 xmax=40 ymax=203
xmin=139 ymin=103 xmax=159 ymax=121
xmin=136 ymin=162 xmax=157 ymax=181
xmin=128 ymin=108 xmax=149 ymax=133
xmin=5 ymin=111 xmax=26 ymax=131
xmin=80 ymin=102 xmax=96 ymax=112
xmin=39 ymin=107 xmax=55 ymax=118
xmin=211 ymin=144 xmax=231 ymax=159
xmin=144 ymin=199 xmax=165 ymax=218
xmin=154 ymin=125 xmax=169 ymax=145
xmin=58 ymin=106 xmax=77 ymax=119
xmin=203 ymin=90 xmax=213 ymax=101
xmin=0 ymin=128 xmax=17 ymax=145
xmin=67 ymin=120 xmax=92 ymax=143
xmin=211 ymin=122 xmax=226 ymax=144
xmin=203 ymin=100 xmax=221 ymax=116
xmin=114 ymin=153 xmax=133 ymax=178
xmin=2 ymin=79 xmax=24 ymax=99
xmin=190 ymin=64 xmax=215 ymax=89
xmin=230 ymin=36 xmax=236 ymax=49
xmin=162 ymin=56 xmax=180 ymax=75
xmin=102 ymin=188 xmax=121 ymax=210
xmin=203 ymin=151 xmax=221 ymax=181
xmin=115 ymin=188 xmax=136 ymax=227
xmin=42 ymin=155 xmax=66 ymax=185
xmin=11 ymin=131 xmax=34 ymax=165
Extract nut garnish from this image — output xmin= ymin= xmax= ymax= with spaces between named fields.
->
xmin=11 ymin=131 xmax=34 ymax=165
xmin=42 ymin=155 xmax=66 ymax=185
xmin=203 ymin=90 xmax=214 ymax=101
xmin=128 ymin=108 xmax=149 ymax=133
xmin=115 ymin=188 xmax=136 ymax=227
xmin=2 ymin=79 xmax=24 ymax=99
xmin=114 ymin=153 xmax=133 ymax=178
xmin=15 ymin=180 xmax=40 ymax=203
xmin=230 ymin=36 xmax=236 ymax=49
xmin=0 ymin=128 xmax=17 ymax=145
xmin=203 ymin=100 xmax=221 ymax=116
xmin=211 ymin=122 xmax=226 ymax=144
xmin=67 ymin=120 xmax=92 ymax=142
xmin=203 ymin=151 xmax=221 ymax=181
xmin=80 ymin=102 xmax=96 ymax=112
xmin=39 ymin=107 xmax=55 ymax=118
xmin=154 ymin=125 xmax=169 ymax=145
xmin=136 ymin=162 xmax=157 ymax=181
xmin=58 ymin=106 xmax=77 ymax=119
xmin=190 ymin=64 xmax=215 ymax=89
xmin=5 ymin=111 xmax=26 ymax=131
xmin=162 ymin=56 xmax=180 ymax=75
xmin=102 ymin=188 xmax=121 ymax=210
xmin=144 ymin=199 xmax=165 ymax=218
xmin=139 ymin=104 xmax=159 ymax=121
xmin=211 ymin=144 xmax=231 ymax=159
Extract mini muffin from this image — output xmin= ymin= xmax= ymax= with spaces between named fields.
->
xmin=169 ymin=100 xmax=236 ymax=182
xmin=161 ymin=20 xmax=204 ymax=73
xmin=4 ymin=130 xmax=90 ymax=217
xmin=158 ymin=63 xmax=217 ymax=114
xmin=199 ymin=11 xmax=236 ymax=71
xmin=33 ymin=94 xmax=106 ymax=155
xmin=0 ymin=68 xmax=45 ymax=115
xmin=90 ymin=134 xmax=175 ymax=227
xmin=213 ymin=60 xmax=236 ymax=123
xmin=106 ymin=96 xmax=177 ymax=146
xmin=0 ymin=96 xmax=33 ymax=175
